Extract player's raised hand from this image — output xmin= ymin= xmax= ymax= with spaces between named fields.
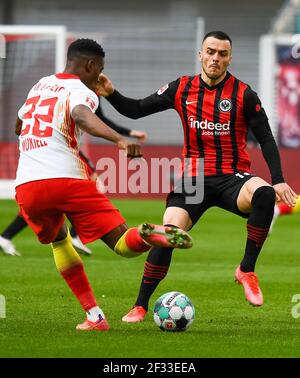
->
xmin=96 ymin=73 xmax=115 ymax=97
xmin=117 ymin=138 xmax=143 ymax=158
xmin=273 ymin=182 xmax=297 ymax=207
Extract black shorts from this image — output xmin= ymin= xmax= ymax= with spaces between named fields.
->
xmin=166 ymin=172 xmax=255 ymax=227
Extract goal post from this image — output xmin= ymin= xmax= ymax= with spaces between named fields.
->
xmin=0 ymin=25 xmax=67 ymax=198
xmin=0 ymin=25 xmax=67 ymax=72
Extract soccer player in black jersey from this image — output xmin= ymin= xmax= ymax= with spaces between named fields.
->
xmin=0 ymin=102 xmax=147 ymax=257
xmin=97 ymin=30 xmax=297 ymax=321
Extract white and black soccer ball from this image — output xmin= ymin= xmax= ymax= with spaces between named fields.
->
xmin=153 ymin=291 xmax=195 ymax=332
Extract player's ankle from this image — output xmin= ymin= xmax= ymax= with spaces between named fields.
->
xmin=135 ymin=304 xmax=147 ymax=311
xmin=86 ymin=306 xmax=106 ymax=322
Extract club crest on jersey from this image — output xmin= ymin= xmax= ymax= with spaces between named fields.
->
xmin=218 ymin=99 xmax=232 ymax=112
xmin=85 ymin=97 xmax=96 ymax=110
xmin=157 ymin=84 xmax=169 ymax=95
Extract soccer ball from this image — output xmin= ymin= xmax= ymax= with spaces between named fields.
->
xmin=153 ymin=291 xmax=195 ymax=332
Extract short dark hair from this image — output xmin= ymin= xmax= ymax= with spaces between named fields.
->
xmin=67 ymin=38 xmax=105 ymax=60
xmin=202 ymin=31 xmax=232 ymax=47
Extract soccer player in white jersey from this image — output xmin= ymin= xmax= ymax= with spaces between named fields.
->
xmin=0 ymin=114 xmax=147 ymax=257
xmin=14 ymin=39 xmax=192 ymax=331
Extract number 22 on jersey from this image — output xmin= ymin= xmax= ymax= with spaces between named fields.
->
xmin=21 ymin=96 xmax=58 ymax=138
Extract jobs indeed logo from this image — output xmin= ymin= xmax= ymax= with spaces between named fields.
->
xmin=188 ymin=117 xmax=231 ymax=135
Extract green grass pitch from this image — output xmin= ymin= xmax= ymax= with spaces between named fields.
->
xmin=0 ymin=198 xmax=299 ymax=358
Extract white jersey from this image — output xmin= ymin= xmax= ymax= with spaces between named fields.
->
xmin=16 ymin=73 xmax=99 ymax=186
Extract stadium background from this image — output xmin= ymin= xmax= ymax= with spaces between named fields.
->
xmin=0 ymin=0 xmax=300 ymax=196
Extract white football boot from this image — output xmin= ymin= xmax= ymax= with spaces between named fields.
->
xmin=0 ymin=236 xmax=21 ymax=256
xmin=71 ymin=235 xmax=92 ymax=256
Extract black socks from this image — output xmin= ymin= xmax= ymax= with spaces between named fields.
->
xmin=240 ymin=186 xmax=276 ymax=272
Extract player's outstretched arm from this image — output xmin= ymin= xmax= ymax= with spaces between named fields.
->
xmin=72 ymin=104 xmax=123 ymax=142
xmin=94 ymin=103 xmax=147 ymax=143
xmin=96 ymin=73 xmax=176 ymax=120
xmin=244 ymin=88 xmax=297 ymax=207
xmin=72 ymin=104 xmax=142 ymax=158
xmin=251 ymin=122 xmax=297 ymax=207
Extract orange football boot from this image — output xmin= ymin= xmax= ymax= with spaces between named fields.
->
xmin=235 ymin=266 xmax=263 ymax=306
xmin=138 ymin=223 xmax=193 ymax=249
xmin=122 ymin=306 xmax=147 ymax=323
xmin=76 ymin=318 xmax=110 ymax=331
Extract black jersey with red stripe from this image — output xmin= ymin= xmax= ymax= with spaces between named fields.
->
xmin=173 ymin=72 xmax=262 ymax=175
xmin=107 ymin=72 xmax=284 ymax=184
xmin=158 ymin=72 xmax=268 ymax=176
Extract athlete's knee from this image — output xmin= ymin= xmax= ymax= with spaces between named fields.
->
xmin=53 ymin=224 xmax=68 ymax=243
xmin=252 ymin=186 xmax=276 ymax=211
xmin=163 ymin=208 xmax=192 ymax=230
xmin=40 ymin=231 xmax=67 ymax=244
xmin=39 ymin=238 xmax=52 ymax=245
xmin=102 ymin=223 xmax=128 ymax=250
